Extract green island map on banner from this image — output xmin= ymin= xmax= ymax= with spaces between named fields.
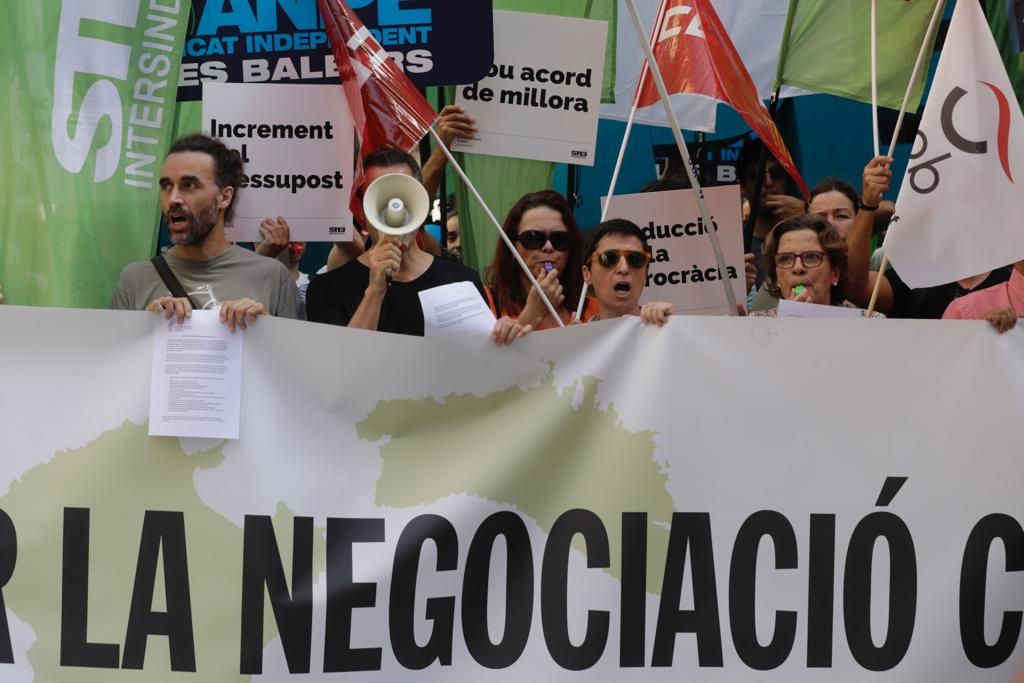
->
xmin=1 ymin=423 xmax=319 ymax=680
xmin=2 ymin=369 xmax=670 ymax=678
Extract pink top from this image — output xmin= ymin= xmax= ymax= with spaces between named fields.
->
xmin=942 ymin=267 xmax=1024 ymax=319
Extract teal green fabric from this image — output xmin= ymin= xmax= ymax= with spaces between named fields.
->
xmin=984 ymin=0 xmax=1024 ymax=109
xmin=775 ymin=0 xmax=942 ymax=110
xmin=1 ymin=2 xmax=188 ymax=307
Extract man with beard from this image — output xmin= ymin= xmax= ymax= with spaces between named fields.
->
xmin=111 ymin=134 xmax=297 ymax=329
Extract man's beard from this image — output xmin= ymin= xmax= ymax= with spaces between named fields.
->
xmin=168 ymin=198 xmax=219 ymax=246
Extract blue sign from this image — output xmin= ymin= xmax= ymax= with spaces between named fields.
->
xmin=178 ymin=0 xmax=494 ymax=101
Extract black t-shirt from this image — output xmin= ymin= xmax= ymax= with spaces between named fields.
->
xmin=884 ymin=265 xmax=1013 ymax=319
xmin=306 ymin=256 xmax=485 ymax=336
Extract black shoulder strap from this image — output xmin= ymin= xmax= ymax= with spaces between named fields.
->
xmin=151 ymin=253 xmax=200 ymax=308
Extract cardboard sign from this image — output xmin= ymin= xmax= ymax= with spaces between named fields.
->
xmin=202 ymin=82 xmax=354 ymax=242
xmin=602 ymin=185 xmax=746 ymax=315
xmin=453 ymin=11 xmax=607 ymax=166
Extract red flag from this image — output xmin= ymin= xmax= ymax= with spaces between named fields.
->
xmin=316 ymin=0 xmax=436 ymax=209
xmin=637 ymin=0 xmax=809 ymax=198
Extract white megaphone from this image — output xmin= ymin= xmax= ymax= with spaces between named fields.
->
xmin=362 ymin=173 xmax=431 ymax=286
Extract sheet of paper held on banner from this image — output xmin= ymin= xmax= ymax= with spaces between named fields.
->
xmin=453 ymin=11 xmax=608 ymax=166
xmin=419 ymin=282 xmax=497 ymax=337
xmin=203 ymin=82 xmax=355 ymax=242
xmin=149 ymin=310 xmax=243 ymax=440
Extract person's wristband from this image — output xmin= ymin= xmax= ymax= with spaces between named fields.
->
xmin=858 ymin=199 xmax=880 ymax=211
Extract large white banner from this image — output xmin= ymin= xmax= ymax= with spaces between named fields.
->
xmin=0 ymin=305 xmax=1023 ymax=680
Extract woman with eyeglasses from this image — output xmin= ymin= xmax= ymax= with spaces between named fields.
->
xmin=749 ymin=177 xmax=864 ymax=312
xmin=582 ymin=219 xmax=673 ymax=325
xmin=751 ymin=213 xmax=883 ymax=317
xmin=484 ymin=190 xmax=597 ymax=329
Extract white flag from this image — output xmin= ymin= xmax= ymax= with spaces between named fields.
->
xmin=884 ymin=0 xmax=1024 ymax=289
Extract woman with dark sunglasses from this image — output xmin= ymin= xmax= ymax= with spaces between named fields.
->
xmin=484 ymin=190 xmax=597 ymax=329
xmin=582 ymin=219 xmax=673 ymax=325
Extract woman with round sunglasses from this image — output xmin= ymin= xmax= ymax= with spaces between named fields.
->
xmin=484 ymin=190 xmax=597 ymax=329
xmin=751 ymin=214 xmax=883 ymax=317
xmin=582 ymin=219 xmax=673 ymax=325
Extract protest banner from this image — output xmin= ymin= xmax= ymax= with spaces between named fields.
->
xmin=1 ymin=306 xmax=1022 ymax=680
xmin=453 ymin=11 xmax=608 ymax=166
xmin=202 ymin=83 xmax=355 ymax=242
xmin=603 ymin=185 xmax=745 ymax=315
xmin=178 ymin=0 xmax=494 ymax=101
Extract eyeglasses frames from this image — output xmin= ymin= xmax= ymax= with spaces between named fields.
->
xmin=514 ymin=229 xmax=572 ymax=251
xmin=774 ymin=251 xmax=827 ymax=269
xmin=592 ymin=249 xmax=651 ymax=269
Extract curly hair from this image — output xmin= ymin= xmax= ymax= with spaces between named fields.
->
xmin=168 ymin=133 xmax=245 ymax=222
xmin=761 ymin=213 xmax=850 ymax=302
xmin=484 ymin=190 xmax=583 ymax=316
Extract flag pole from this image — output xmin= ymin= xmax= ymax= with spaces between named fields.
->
xmin=870 ymin=0 xmax=880 ymax=156
xmin=426 ymin=127 xmax=566 ymax=327
xmin=865 ymin=0 xmax=947 ymax=317
xmin=576 ymin=0 xmax=668 ymax=321
xmin=622 ymin=0 xmax=739 ymax=316
xmin=885 ymin=0 xmax=947 ymax=154
xmin=574 ymin=59 xmax=655 ymax=321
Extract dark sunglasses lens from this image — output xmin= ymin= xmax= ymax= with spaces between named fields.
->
xmin=626 ymin=251 xmax=648 ymax=268
xmin=517 ymin=230 xmax=546 ymax=249
xmin=548 ymin=232 xmax=571 ymax=251
xmin=596 ymin=251 xmax=617 ymax=268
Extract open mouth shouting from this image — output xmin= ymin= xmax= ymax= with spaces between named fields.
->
xmin=166 ymin=207 xmax=192 ymax=232
xmin=613 ymin=281 xmax=633 ymax=297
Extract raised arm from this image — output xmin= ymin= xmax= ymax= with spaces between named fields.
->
xmin=846 ymin=156 xmax=894 ymax=312
xmin=421 ymin=105 xmax=477 ymax=202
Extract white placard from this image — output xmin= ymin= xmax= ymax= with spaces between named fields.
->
xmin=778 ymin=299 xmax=865 ymax=318
xmin=202 ymin=82 xmax=354 ymax=243
xmin=418 ymin=282 xmax=497 ymax=337
xmin=601 ymin=185 xmax=746 ymax=315
xmin=148 ymin=310 xmax=242 ymax=440
xmin=452 ymin=11 xmax=607 ymax=166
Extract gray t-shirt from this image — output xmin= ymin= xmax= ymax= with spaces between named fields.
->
xmin=110 ymin=245 xmax=298 ymax=319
